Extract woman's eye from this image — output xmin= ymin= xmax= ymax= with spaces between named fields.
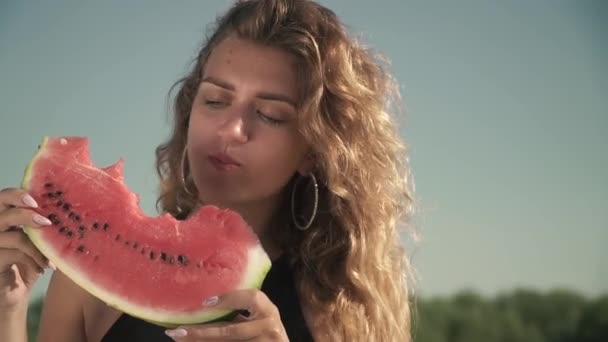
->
xmin=205 ymin=100 xmax=225 ymax=108
xmin=257 ymin=110 xmax=286 ymax=126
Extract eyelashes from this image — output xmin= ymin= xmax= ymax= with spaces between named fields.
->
xmin=204 ymin=100 xmax=225 ymax=109
xmin=203 ymin=100 xmax=286 ymax=126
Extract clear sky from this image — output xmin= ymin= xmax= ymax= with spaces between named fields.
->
xmin=1 ymin=1 xmax=606 ymax=302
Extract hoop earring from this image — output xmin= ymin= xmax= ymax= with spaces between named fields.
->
xmin=180 ymin=146 xmax=195 ymax=196
xmin=291 ymin=173 xmax=319 ymax=231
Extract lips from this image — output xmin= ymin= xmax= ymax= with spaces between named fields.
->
xmin=208 ymin=152 xmax=241 ymax=171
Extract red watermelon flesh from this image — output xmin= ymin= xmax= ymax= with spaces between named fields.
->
xmin=21 ymin=136 xmax=271 ymax=326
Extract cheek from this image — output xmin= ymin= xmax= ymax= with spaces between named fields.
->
xmin=187 ymin=109 xmax=213 ymax=146
xmin=248 ymin=133 xmax=306 ymax=183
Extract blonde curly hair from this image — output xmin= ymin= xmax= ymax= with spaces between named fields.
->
xmin=155 ymin=1 xmax=417 ymax=340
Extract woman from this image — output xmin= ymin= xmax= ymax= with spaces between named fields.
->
xmin=0 ymin=0 xmax=416 ymax=341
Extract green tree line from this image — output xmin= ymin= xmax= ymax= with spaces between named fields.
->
xmin=27 ymin=288 xmax=607 ymax=341
xmin=412 ymin=288 xmax=608 ymax=342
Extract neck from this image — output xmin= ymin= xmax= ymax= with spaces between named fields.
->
xmin=239 ymin=199 xmax=283 ymax=260
xmin=198 ymin=195 xmax=284 ymax=261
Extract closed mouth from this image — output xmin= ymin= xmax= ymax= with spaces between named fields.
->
xmin=208 ymin=153 xmax=241 ymax=170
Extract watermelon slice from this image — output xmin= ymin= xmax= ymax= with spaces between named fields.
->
xmin=20 ymin=136 xmax=271 ymax=326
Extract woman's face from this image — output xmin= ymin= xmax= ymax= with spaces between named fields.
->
xmin=187 ymin=34 xmax=311 ymax=212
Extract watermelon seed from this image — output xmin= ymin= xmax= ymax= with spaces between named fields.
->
xmin=125 ymin=241 xmax=130 ymax=246
xmin=55 ymin=190 xmax=62 ymax=196
xmin=44 ymin=183 xmax=53 ymax=188
xmin=78 ymin=225 xmax=86 ymax=232
xmin=160 ymin=252 xmax=167 ymax=262
xmin=196 ymin=262 xmax=202 ymax=268
xmin=149 ymin=251 xmax=156 ymax=260
xmin=62 ymin=203 xmax=71 ymax=212
xmin=59 ymin=227 xmax=68 ymax=234
xmin=177 ymin=255 xmax=188 ymax=266
xmin=66 ymin=230 xmax=74 ymax=238
xmin=103 ymin=223 xmax=109 ymax=231
xmin=47 ymin=192 xmax=56 ymax=198
xmin=68 ymin=212 xmax=74 ymax=219
xmin=140 ymin=247 xmax=146 ymax=254
xmin=56 ymin=201 xmax=63 ymax=207
xmin=92 ymin=223 xmax=99 ymax=230
xmin=76 ymin=245 xmax=85 ymax=253
xmin=115 ymin=234 xmax=121 ymax=241
xmin=132 ymin=242 xmax=138 ymax=249
xmin=74 ymin=214 xmax=81 ymax=222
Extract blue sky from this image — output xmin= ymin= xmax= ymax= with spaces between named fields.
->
xmin=0 ymin=1 xmax=606 ymax=301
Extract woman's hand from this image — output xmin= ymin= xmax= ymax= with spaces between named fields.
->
xmin=0 ymin=188 xmax=55 ymax=311
xmin=165 ymin=289 xmax=289 ymax=341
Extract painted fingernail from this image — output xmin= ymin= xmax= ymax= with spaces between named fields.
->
xmin=22 ymin=194 xmax=38 ymax=208
xmin=48 ymin=261 xmax=57 ymax=270
xmin=165 ymin=328 xmax=188 ymax=338
xmin=202 ymin=296 xmax=219 ymax=306
xmin=33 ymin=214 xmax=52 ymax=226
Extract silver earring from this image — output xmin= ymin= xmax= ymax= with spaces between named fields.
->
xmin=291 ymin=173 xmax=319 ymax=231
xmin=180 ymin=146 xmax=195 ymax=196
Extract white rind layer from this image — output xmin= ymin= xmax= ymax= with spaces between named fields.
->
xmin=27 ymin=227 xmax=271 ymax=325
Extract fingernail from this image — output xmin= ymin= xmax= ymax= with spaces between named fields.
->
xmin=22 ymin=194 xmax=38 ymax=208
xmin=165 ymin=328 xmax=188 ymax=338
xmin=202 ymin=296 xmax=219 ymax=306
xmin=48 ymin=261 xmax=57 ymax=270
xmin=33 ymin=214 xmax=52 ymax=226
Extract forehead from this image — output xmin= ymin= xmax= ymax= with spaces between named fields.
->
xmin=202 ymin=35 xmax=298 ymax=96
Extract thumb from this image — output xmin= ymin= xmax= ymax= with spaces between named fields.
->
xmin=0 ymin=264 xmax=31 ymax=309
xmin=0 ymin=264 xmax=21 ymax=289
xmin=11 ymin=264 xmax=25 ymax=289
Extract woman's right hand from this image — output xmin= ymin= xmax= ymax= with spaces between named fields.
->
xmin=0 ymin=187 xmax=54 ymax=312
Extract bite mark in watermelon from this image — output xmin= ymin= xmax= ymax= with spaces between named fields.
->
xmin=20 ymin=136 xmax=271 ymax=326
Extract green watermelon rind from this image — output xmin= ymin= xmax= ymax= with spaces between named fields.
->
xmin=20 ymin=136 xmax=273 ymax=327
xmin=20 ymin=136 xmax=48 ymax=190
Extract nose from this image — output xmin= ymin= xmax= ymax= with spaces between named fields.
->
xmin=217 ymin=109 xmax=249 ymax=145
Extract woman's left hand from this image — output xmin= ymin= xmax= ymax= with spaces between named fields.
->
xmin=165 ymin=289 xmax=288 ymax=341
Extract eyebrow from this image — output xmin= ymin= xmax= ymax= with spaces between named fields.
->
xmin=201 ymin=76 xmax=296 ymax=108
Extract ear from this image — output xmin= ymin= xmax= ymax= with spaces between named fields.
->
xmin=297 ymin=151 xmax=316 ymax=175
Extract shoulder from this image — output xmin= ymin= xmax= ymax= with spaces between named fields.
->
xmin=37 ymin=270 xmax=88 ymax=341
xmin=37 ymin=270 xmax=121 ymax=342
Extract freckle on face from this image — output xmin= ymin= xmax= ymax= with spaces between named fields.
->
xmin=186 ymin=35 xmax=309 ymax=213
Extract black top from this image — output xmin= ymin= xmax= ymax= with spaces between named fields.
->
xmin=101 ymin=254 xmax=314 ymax=341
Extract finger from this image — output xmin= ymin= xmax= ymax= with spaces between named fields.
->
xmin=0 ymin=264 xmax=22 ymax=290
xmin=202 ymin=289 xmax=279 ymax=320
xmin=0 ymin=188 xmax=38 ymax=211
xmin=0 ymin=249 xmax=45 ymax=286
xmin=0 ymin=231 xmax=50 ymax=269
xmin=11 ymin=257 xmax=44 ymax=288
xmin=11 ymin=263 xmax=25 ymax=288
xmin=0 ymin=207 xmax=53 ymax=232
xmin=167 ymin=318 xmax=278 ymax=341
